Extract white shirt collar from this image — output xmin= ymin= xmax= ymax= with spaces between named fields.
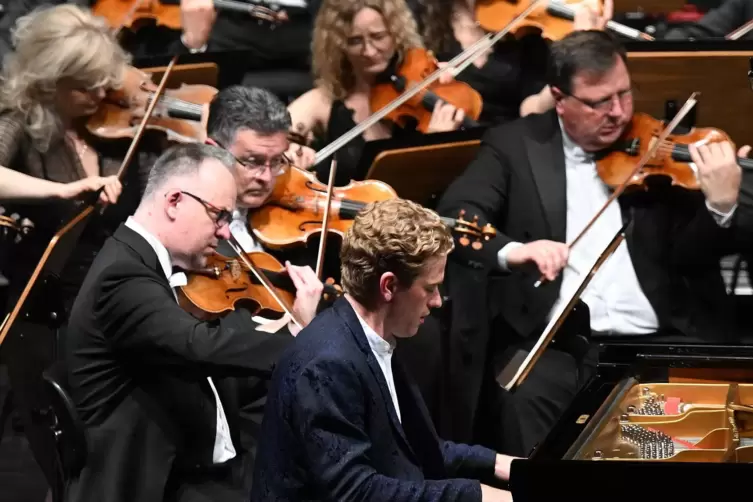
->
xmin=125 ymin=216 xmax=186 ymax=287
xmin=352 ymin=306 xmax=395 ymax=355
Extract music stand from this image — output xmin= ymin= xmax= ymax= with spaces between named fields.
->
xmin=363 ymin=128 xmax=484 ymax=208
xmin=496 ymin=226 xmax=627 ymax=391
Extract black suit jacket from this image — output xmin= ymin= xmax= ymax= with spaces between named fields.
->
xmin=435 ymin=110 xmax=738 ymax=440
xmin=251 ymin=298 xmax=497 ymax=502
xmin=64 ymin=224 xmax=293 ymax=502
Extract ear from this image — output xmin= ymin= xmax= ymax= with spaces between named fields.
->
xmin=378 ymin=272 xmax=399 ymax=303
xmin=551 ymin=86 xmax=567 ymax=115
xmin=205 ymin=137 xmax=218 ymax=147
xmin=165 ymin=189 xmax=182 ymax=221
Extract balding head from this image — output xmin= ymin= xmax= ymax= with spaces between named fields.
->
xmin=134 ymin=143 xmax=238 ymax=270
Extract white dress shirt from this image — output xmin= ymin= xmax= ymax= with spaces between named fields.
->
xmin=497 ymin=122 xmax=735 ymax=335
xmin=229 ymin=208 xmax=263 ymax=253
xmin=353 ymin=308 xmax=401 ymax=422
xmin=125 ymin=216 xmax=237 ymax=464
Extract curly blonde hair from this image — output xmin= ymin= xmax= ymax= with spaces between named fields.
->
xmin=312 ymin=0 xmax=423 ymax=100
xmin=0 ymin=4 xmax=130 ymax=152
xmin=341 ymin=198 xmax=454 ymax=309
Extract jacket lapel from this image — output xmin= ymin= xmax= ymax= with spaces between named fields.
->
xmin=524 ymin=111 xmax=567 ymax=243
xmin=333 ymin=299 xmax=416 ymax=461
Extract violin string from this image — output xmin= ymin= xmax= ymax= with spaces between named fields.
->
xmin=312 ymin=0 xmax=548 ymax=167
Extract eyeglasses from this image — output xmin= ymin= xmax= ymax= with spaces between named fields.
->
xmin=179 ymin=191 xmax=233 ymax=227
xmin=345 ymin=30 xmax=392 ymax=53
xmin=564 ymin=87 xmax=634 ymax=114
xmin=212 ymin=139 xmax=290 ymax=176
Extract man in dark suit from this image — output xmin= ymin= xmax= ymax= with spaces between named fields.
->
xmin=436 ymin=30 xmax=744 ymax=457
xmin=252 ymin=198 xmax=516 ymax=502
xmin=64 ymin=143 xmax=295 ymax=502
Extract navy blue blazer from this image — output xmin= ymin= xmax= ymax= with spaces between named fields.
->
xmin=252 ymin=297 xmax=496 ymax=501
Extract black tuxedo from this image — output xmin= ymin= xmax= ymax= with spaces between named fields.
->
xmin=64 ymin=224 xmax=293 ymax=502
xmin=435 ymin=111 xmax=737 ymax=454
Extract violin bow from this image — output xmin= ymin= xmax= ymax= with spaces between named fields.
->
xmin=727 ymin=19 xmax=753 ymax=40
xmin=315 ymin=158 xmax=338 ymax=280
xmin=534 ymin=91 xmax=700 ymax=288
xmin=225 ymin=234 xmax=304 ymax=329
xmin=311 ymin=0 xmax=548 ymax=167
xmin=0 ymin=56 xmax=178 ymax=345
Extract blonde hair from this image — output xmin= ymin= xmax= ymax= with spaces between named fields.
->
xmin=0 ymin=4 xmax=131 ymax=151
xmin=340 ymin=198 xmax=454 ymax=309
xmin=312 ymin=0 xmax=423 ymax=100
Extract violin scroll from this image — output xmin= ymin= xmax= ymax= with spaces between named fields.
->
xmin=446 ymin=210 xmax=497 ymax=250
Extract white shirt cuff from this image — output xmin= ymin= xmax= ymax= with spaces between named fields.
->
xmin=497 ymin=241 xmax=524 ymax=271
xmin=181 ymin=33 xmax=208 ymax=53
xmin=706 ymin=200 xmax=737 ymax=228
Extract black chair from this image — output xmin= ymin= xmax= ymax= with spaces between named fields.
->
xmin=42 ymin=362 xmax=87 ymax=502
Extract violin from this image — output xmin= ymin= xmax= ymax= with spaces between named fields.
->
xmin=370 ymin=48 xmax=483 ymax=133
xmin=87 ymin=65 xmax=217 ymax=143
xmin=474 ymin=0 xmax=654 ymax=41
xmin=177 ymin=250 xmax=342 ymax=320
xmin=250 ymin=165 xmax=396 ymax=249
xmin=596 ymin=112 xmax=753 ymax=192
xmin=93 ymin=0 xmax=287 ymax=32
xmin=249 ymin=165 xmax=498 ymax=249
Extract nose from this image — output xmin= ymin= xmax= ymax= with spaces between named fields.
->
xmin=428 ymin=289 xmax=442 ymax=309
xmin=608 ymin=95 xmax=624 ymax=118
xmin=216 ymin=222 xmax=231 ymax=240
xmin=255 ymin=164 xmax=274 ymax=184
xmin=362 ymin=39 xmax=379 ymax=57
xmin=93 ymin=87 xmax=106 ymax=101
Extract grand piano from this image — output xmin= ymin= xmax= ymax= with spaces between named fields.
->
xmin=509 ymin=339 xmax=753 ymax=500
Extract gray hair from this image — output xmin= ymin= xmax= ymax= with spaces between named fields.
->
xmin=0 ymin=4 xmax=130 ymax=152
xmin=142 ymin=143 xmax=236 ymax=199
xmin=206 ymin=86 xmax=292 ymax=145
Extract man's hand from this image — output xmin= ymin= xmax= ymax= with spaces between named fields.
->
xmin=286 ymin=143 xmax=317 ymax=171
xmin=573 ymin=0 xmax=613 ymax=31
xmin=285 ymin=262 xmax=324 ymax=336
xmin=180 ymin=0 xmax=216 ymax=50
xmin=427 ymin=100 xmax=465 ymax=133
xmin=506 ymin=240 xmax=569 ymax=281
xmin=59 ymin=176 xmax=122 ymax=206
xmin=494 ymin=454 xmax=520 ymax=482
xmin=689 ymin=140 xmax=747 ymax=214
xmin=481 ymin=484 xmax=513 ymax=502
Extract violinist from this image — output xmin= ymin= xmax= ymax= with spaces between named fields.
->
xmin=436 ymin=30 xmax=743 ymax=457
xmin=0 ymin=4 xmax=162 ymax=313
xmin=204 ymin=84 xmax=324 ymax=492
xmin=179 ymin=0 xmax=320 ymax=94
xmin=287 ymin=0 xmax=466 ymax=186
xmin=412 ymin=0 xmax=613 ymax=124
xmin=65 ymin=143 xmax=291 ymax=502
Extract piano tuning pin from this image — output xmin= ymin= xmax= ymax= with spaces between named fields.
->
xmin=627 ymin=405 xmax=636 ymax=413
xmin=642 ymin=387 xmax=650 ymax=395
xmin=593 ymin=450 xmax=603 ymax=459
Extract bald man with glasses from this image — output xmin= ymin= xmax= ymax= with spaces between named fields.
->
xmin=65 ymin=143 xmax=294 ymax=502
